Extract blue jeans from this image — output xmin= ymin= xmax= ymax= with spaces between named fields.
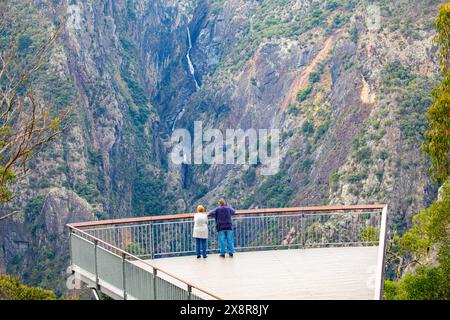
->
xmin=195 ymin=238 xmax=207 ymax=257
xmin=218 ymin=230 xmax=234 ymax=255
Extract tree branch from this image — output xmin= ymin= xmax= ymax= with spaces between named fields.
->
xmin=0 ymin=211 xmax=21 ymax=221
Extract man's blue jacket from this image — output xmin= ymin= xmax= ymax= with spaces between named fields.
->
xmin=208 ymin=205 xmax=236 ymax=231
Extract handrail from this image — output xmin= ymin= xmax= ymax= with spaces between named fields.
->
xmin=67 ymin=204 xmax=386 ymax=228
xmin=70 ymin=227 xmax=223 ymax=300
xmin=68 ymin=204 xmax=388 ymax=300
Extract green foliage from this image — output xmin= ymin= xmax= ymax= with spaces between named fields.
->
xmin=313 ymin=120 xmax=330 ymax=143
xmin=331 ymin=14 xmax=344 ymax=29
xmin=209 ymin=0 xmax=225 ymax=15
xmin=221 ymin=0 xmax=350 ymax=72
xmin=281 ymin=129 xmax=294 ymax=141
xmin=378 ymin=148 xmax=389 ymax=161
xmin=348 ymin=25 xmax=358 ymax=43
xmin=309 ymin=71 xmax=321 ymax=84
xmin=297 ymin=86 xmax=312 ymax=102
xmin=400 ymin=180 xmax=450 ymax=260
xmin=348 ymin=185 xmax=360 ymax=196
xmin=0 ymin=275 xmax=58 ymax=300
xmin=325 ymin=1 xmax=339 ymax=10
xmin=360 ymin=226 xmax=379 ymax=242
xmin=253 ymin=171 xmax=293 ymax=208
xmin=74 ymin=183 xmax=101 ymax=204
xmin=24 ymin=195 xmax=46 ymax=224
xmin=287 ymin=103 xmax=299 ymax=116
xmin=17 ymin=35 xmax=33 ymax=52
xmin=353 ymin=146 xmax=372 ymax=164
xmin=422 ymin=3 xmax=450 ymax=183
xmin=385 ymin=265 xmax=450 ymax=300
xmin=329 ymin=171 xmax=340 ymax=192
xmin=194 ymin=184 xmax=209 ymax=200
xmin=126 ymin=0 xmax=137 ymax=21
xmin=386 ymin=180 xmax=450 ymax=300
xmin=382 ymin=61 xmax=414 ymax=87
xmin=42 ymin=73 xmax=76 ymax=110
xmin=122 ymin=68 xmax=151 ymax=125
xmin=346 ymin=170 xmax=367 ymax=183
xmin=0 ymin=167 xmax=15 ymax=202
xmin=423 ymin=71 xmax=450 ymax=183
xmin=375 ymin=170 xmax=384 ymax=182
xmin=396 ymin=78 xmax=433 ymax=142
xmin=433 ymin=3 xmax=450 ymax=69
xmin=131 ymin=172 xmax=167 ymax=216
xmin=242 ymin=167 xmax=257 ymax=186
xmin=381 ymin=61 xmax=434 ymax=143
xmin=301 ymin=118 xmax=315 ymax=137
xmin=370 ymin=119 xmax=380 ymax=129
xmin=119 ymin=37 xmax=152 ymax=127
xmin=301 ymin=159 xmax=314 ymax=174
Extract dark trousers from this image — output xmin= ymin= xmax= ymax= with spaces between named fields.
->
xmin=195 ymin=238 xmax=207 ymax=257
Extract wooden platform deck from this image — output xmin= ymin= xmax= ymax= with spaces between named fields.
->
xmin=136 ymin=246 xmax=379 ymax=300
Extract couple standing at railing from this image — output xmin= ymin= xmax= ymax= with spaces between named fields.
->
xmin=193 ymin=198 xmax=235 ymax=259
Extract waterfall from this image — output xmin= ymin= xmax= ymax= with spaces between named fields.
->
xmin=171 ymin=108 xmax=186 ymax=132
xmin=171 ymin=23 xmax=198 ymax=132
xmin=186 ymin=26 xmax=200 ymax=90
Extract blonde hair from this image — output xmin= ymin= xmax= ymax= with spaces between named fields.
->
xmin=197 ymin=205 xmax=205 ymax=212
xmin=218 ymin=199 xmax=225 ymax=206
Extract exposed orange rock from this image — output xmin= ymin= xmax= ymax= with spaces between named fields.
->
xmin=281 ymin=35 xmax=336 ymax=111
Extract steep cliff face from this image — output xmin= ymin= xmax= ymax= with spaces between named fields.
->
xmin=178 ymin=0 xmax=440 ymax=229
xmin=0 ymin=0 xmax=444 ymax=295
xmin=0 ymin=188 xmax=94 ymax=293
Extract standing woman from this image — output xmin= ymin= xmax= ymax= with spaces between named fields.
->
xmin=193 ymin=205 xmax=208 ymax=258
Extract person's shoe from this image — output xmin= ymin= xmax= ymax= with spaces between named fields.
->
xmin=203 ymin=255 xmax=207 ymax=258
xmin=229 ymin=253 xmax=234 ymax=257
xmin=219 ymin=254 xmax=225 ymax=258
xmin=197 ymin=256 xmax=201 ymax=259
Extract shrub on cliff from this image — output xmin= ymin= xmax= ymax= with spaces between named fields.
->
xmin=0 ymin=275 xmax=58 ymax=300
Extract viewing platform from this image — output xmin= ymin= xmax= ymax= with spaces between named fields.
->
xmin=67 ymin=205 xmax=388 ymax=300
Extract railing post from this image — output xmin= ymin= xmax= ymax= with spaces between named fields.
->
xmin=94 ymin=239 xmax=99 ymax=289
xmin=187 ymin=285 xmax=192 ymax=300
xmin=301 ymin=214 xmax=305 ymax=248
xmin=153 ymin=268 xmax=157 ymax=300
xmin=150 ymin=222 xmax=155 ymax=259
xmin=69 ymin=228 xmax=73 ymax=267
xmin=122 ymin=253 xmax=127 ymax=300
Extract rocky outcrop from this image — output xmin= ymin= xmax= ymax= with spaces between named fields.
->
xmin=0 ymin=0 xmax=444 ymax=295
xmin=40 ymin=188 xmax=94 ymax=236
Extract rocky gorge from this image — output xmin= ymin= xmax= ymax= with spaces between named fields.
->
xmin=0 ymin=0 xmax=445 ymax=296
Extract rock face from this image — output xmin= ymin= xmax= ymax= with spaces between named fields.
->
xmin=0 ymin=187 xmax=94 ymax=295
xmin=41 ymin=188 xmax=94 ymax=236
xmin=0 ymin=0 xmax=444 ymax=294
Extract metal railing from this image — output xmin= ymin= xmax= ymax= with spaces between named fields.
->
xmin=78 ymin=208 xmax=383 ymax=259
xmin=69 ymin=228 xmax=219 ymax=300
xmin=68 ymin=204 xmax=388 ymax=300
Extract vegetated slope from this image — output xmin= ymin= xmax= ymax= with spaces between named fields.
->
xmin=0 ymin=0 xmax=444 ymax=295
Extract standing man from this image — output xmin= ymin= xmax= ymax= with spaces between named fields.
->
xmin=208 ymin=199 xmax=236 ymax=257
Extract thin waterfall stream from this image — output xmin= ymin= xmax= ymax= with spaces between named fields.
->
xmin=171 ymin=24 xmax=199 ymax=132
xmin=186 ymin=26 xmax=200 ymax=90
